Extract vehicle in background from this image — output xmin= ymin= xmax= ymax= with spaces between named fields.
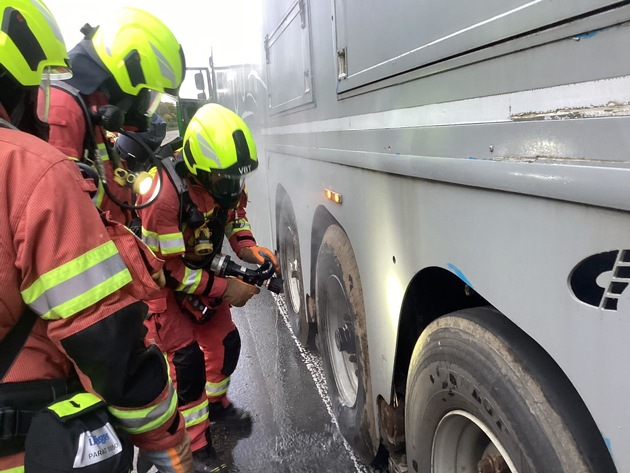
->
xmin=175 ymin=64 xmax=215 ymax=135
xmin=240 ymin=1 xmax=630 ymax=472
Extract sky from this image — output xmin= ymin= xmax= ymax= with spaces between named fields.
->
xmin=44 ymin=0 xmax=264 ymax=69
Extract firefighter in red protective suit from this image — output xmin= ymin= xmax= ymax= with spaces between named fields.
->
xmin=137 ymin=103 xmax=280 ymax=473
xmin=45 ymin=7 xmax=185 ymax=226
xmin=0 ymin=1 xmax=192 ymax=472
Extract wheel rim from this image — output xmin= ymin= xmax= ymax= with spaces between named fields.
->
xmin=432 ymin=410 xmax=518 ymax=473
xmin=324 ymin=273 xmax=358 ymax=407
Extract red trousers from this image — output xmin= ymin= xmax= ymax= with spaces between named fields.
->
xmin=144 ymin=291 xmax=241 ymax=452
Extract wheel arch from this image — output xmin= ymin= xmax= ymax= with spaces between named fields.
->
xmin=392 ymin=267 xmax=489 ymax=396
xmin=388 ymin=270 xmax=616 ymax=471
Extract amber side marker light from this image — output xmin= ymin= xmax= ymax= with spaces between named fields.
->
xmin=325 ymin=188 xmax=342 ymax=204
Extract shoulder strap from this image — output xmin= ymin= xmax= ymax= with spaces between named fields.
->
xmin=50 ymin=81 xmax=95 ymax=160
xmin=0 ymin=118 xmax=16 ymax=130
xmin=160 ymin=151 xmax=195 ymax=230
xmin=0 ymin=308 xmax=37 ymax=382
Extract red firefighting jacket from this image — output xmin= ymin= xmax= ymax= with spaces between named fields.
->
xmin=137 ymin=163 xmax=257 ymax=314
xmin=46 ymin=86 xmax=133 ymax=225
xmin=0 ymin=125 xmax=184 ymax=469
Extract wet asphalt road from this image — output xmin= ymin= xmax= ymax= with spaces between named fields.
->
xmin=134 ymin=288 xmax=380 ymax=473
xmin=210 ymin=290 xmax=373 ymax=473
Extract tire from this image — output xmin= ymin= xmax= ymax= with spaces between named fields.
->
xmin=315 ymin=224 xmax=376 ymax=462
xmin=278 ymin=195 xmax=313 ymax=346
xmin=405 ymin=307 xmax=616 ymax=473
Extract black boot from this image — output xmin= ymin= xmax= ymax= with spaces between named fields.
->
xmin=208 ymin=402 xmax=252 ymax=428
xmin=192 ymin=445 xmax=229 ymax=473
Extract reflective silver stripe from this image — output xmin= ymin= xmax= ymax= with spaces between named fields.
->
xmin=151 ymin=44 xmax=177 ymax=88
xmin=29 ymin=253 xmax=127 ymax=317
xmin=141 ymin=229 xmax=160 ymax=251
xmin=197 ymin=133 xmax=221 ymax=168
xmin=182 ymin=401 xmax=209 ymax=428
xmin=158 ymin=235 xmax=186 ymax=254
xmin=177 ymin=267 xmax=202 ymax=293
xmin=110 ymin=383 xmax=176 ymax=432
xmin=205 ymin=377 xmax=230 ymax=397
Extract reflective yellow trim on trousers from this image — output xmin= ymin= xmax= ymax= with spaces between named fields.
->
xmin=21 ymin=241 xmax=131 ymax=320
xmin=182 ymin=399 xmax=209 ymax=428
xmin=205 ymin=377 xmax=230 ymax=398
xmin=108 ymin=383 xmax=178 ymax=435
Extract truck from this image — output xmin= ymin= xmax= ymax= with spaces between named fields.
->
xmin=215 ymin=1 xmax=630 ymax=471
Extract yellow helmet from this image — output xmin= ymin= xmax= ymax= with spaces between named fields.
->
xmin=182 ymin=103 xmax=258 ymax=207
xmin=90 ymin=7 xmax=185 ymax=97
xmin=0 ymin=0 xmax=70 ymax=87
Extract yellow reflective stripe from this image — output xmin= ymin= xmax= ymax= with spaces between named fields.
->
xmin=205 ymin=377 xmax=230 ymax=397
xmin=97 ymin=143 xmax=109 ymax=161
xmin=1 ymin=467 xmax=24 ymax=472
xmin=141 ymin=227 xmax=160 ymax=252
xmin=224 ymin=218 xmax=251 ymax=238
xmin=158 ymin=232 xmax=185 ymax=255
xmin=92 ymin=178 xmax=105 ymax=209
xmin=108 ymin=383 xmax=178 ymax=435
xmin=22 ymin=241 xmax=131 ymax=320
xmin=90 ymin=145 xmax=109 ymax=208
xmin=182 ymin=399 xmax=209 ymax=428
xmin=48 ymin=392 xmax=102 ymax=418
xmin=176 ymin=266 xmax=202 ymax=293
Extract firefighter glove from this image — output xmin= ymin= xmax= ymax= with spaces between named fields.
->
xmin=152 ymin=268 xmax=166 ymax=288
xmin=238 ymin=245 xmax=280 ymax=275
xmin=222 ymin=278 xmax=260 ymax=307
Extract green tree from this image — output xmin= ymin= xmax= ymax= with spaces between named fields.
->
xmin=157 ymin=101 xmax=178 ymax=131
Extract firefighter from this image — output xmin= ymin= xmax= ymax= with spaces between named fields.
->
xmin=45 ymin=7 xmax=185 ymax=226
xmin=0 ymin=1 xmax=192 ymax=472
xmin=113 ymin=113 xmax=168 ymax=236
xmin=137 ymin=103 xmax=280 ymax=472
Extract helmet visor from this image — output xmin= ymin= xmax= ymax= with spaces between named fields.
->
xmin=121 ymin=89 xmax=163 ymax=132
xmin=197 ymin=170 xmax=245 ymax=208
xmin=146 ymin=89 xmax=163 ymax=117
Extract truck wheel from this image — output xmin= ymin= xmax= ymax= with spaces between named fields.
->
xmin=315 ymin=224 xmax=376 ymax=462
xmin=278 ymin=195 xmax=312 ymax=346
xmin=405 ymin=307 xmax=615 ymax=473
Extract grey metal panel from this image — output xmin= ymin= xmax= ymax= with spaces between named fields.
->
xmin=254 ymin=0 xmax=630 ymax=468
xmin=263 ymin=0 xmax=299 ymax=30
xmin=265 ymin=0 xmax=314 ymax=113
xmin=333 ymin=0 xmax=622 ymax=92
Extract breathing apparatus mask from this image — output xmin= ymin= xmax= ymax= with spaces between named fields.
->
xmin=185 ymin=171 xmax=245 ymax=258
xmin=115 ymin=114 xmax=166 ymax=172
xmin=186 ymin=208 xmax=228 ymax=262
xmin=196 ymin=169 xmax=246 ymax=209
xmin=100 ymin=83 xmax=162 ymax=133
